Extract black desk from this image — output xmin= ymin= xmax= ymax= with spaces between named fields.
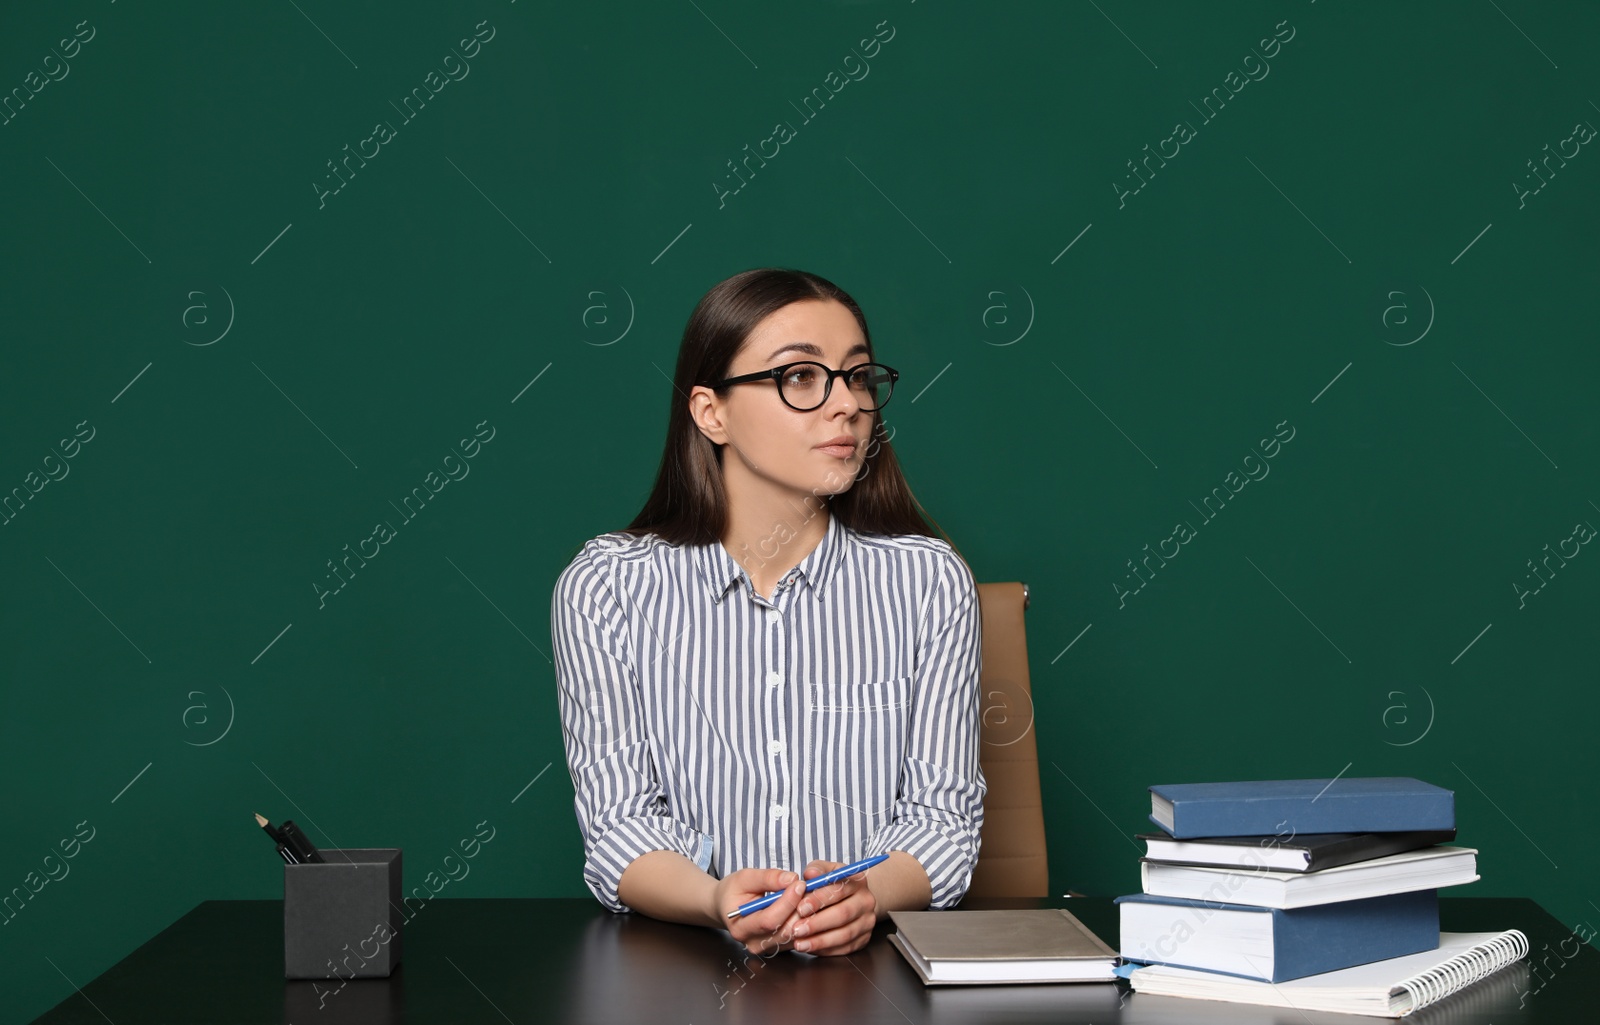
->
xmin=29 ymin=897 xmax=1588 ymax=1023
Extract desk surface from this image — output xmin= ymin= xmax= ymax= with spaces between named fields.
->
xmin=29 ymin=896 xmax=1588 ymax=1024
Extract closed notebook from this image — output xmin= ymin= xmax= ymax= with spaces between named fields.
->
xmin=1137 ymin=829 xmax=1457 ymax=872
xmin=1116 ymin=889 xmax=1440 ymax=982
xmin=1140 ymin=845 xmax=1480 ymax=909
xmin=1149 ymin=777 xmax=1455 ymax=838
xmin=1127 ymin=929 xmax=1529 ymax=1017
xmin=887 ymin=908 xmax=1119 ymax=985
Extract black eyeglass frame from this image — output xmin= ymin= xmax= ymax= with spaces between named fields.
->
xmin=709 ymin=360 xmax=900 ymax=412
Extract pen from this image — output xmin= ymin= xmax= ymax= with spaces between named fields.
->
xmin=727 ymin=853 xmax=890 ymax=920
xmin=255 ymin=813 xmax=299 ymax=865
xmin=279 ymin=819 xmax=324 ymax=863
xmin=255 ymin=814 xmax=324 ymax=864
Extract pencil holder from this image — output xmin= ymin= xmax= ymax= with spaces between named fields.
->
xmin=284 ymin=847 xmax=403 ymax=980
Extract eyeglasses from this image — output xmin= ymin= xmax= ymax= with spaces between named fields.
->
xmin=710 ymin=361 xmax=899 ymax=412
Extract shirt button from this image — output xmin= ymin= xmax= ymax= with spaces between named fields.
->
xmin=768 ymin=740 xmax=785 ymax=755
xmin=767 ymin=608 xmax=781 ymax=625
xmin=766 ymin=671 xmax=782 ymax=688
xmin=770 ymin=803 xmax=787 ymax=819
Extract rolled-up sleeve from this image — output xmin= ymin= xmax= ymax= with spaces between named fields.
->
xmin=552 ymin=546 xmax=705 ymax=912
xmin=868 ymin=548 xmax=987 ymax=908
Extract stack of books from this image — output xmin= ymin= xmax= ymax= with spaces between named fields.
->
xmin=1115 ymin=776 xmax=1528 ymax=1015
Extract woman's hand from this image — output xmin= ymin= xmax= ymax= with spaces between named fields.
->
xmin=713 ymin=868 xmax=807 ymax=955
xmin=781 ymin=859 xmax=879 ymax=956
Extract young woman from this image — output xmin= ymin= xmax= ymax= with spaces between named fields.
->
xmin=552 ymin=267 xmax=986 ymax=958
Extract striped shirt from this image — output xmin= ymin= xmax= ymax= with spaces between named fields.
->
xmin=551 ymin=511 xmax=986 ymax=914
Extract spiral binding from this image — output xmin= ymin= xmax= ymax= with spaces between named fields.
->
xmin=1399 ymin=929 xmax=1529 ymax=1011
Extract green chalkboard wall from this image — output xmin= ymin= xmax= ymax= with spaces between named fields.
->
xmin=3 ymin=1 xmax=1596 ymax=1020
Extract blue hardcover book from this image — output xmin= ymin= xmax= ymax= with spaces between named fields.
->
xmin=1149 ymin=777 xmax=1454 ymax=839
xmin=1116 ymin=889 xmax=1440 ymax=983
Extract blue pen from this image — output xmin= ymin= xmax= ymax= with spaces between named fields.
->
xmin=727 ymin=853 xmax=890 ymax=919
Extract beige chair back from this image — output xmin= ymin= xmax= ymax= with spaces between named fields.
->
xmin=966 ymin=582 xmax=1049 ymax=898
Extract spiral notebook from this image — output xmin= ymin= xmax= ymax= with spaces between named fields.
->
xmin=1126 ymin=929 xmax=1528 ymax=1017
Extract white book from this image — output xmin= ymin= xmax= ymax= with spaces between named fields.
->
xmin=1128 ymin=929 xmax=1529 ymax=1017
xmin=1140 ymin=845 xmax=1480 ymax=909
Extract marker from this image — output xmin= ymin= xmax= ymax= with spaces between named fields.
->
xmin=727 ymin=854 xmax=890 ymax=920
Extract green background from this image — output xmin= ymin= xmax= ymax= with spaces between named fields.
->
xmin=2 ymin=1 xmax=1596 ymax=1020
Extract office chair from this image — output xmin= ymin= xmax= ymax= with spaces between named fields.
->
xmin=965 ymin=581 xmax=1050 ymax=898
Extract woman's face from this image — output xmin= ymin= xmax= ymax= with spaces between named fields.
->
xmin=691 ymin=299 xmax=875 ymax=502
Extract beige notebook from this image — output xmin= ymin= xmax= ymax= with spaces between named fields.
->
xmin=887 ymin=908 xmax=1120 ymax=985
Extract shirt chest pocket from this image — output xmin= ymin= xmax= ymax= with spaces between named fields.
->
xmin=805 ymin=675 xmax=913 ymax=830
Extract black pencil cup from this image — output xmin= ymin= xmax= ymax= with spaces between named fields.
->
xmin=284 ymin=847 xmax=403 ymax=980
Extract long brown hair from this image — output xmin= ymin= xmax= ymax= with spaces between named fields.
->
xmin=623 ymin=267 xmax=952 ymax=548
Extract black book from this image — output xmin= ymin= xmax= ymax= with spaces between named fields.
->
xmin=1136 ymin=828 xmax=1456 ymax=873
